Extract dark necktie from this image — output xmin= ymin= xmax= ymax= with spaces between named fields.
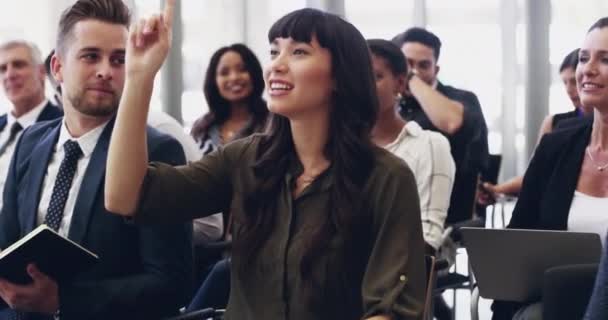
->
xmin=0 ymin=122 xmax=23 ymax=157
xmin=44 ymin=140 xmax=83 ymax=231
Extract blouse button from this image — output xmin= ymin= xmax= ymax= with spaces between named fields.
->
xmin=399 ymin=275 xmax=407 ymax=282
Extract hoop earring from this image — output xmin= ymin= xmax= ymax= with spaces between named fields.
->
xmin=395 ymin=92 xmax=403 ymax=102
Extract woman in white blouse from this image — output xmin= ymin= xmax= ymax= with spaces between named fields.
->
xmin=368 ymin=38 xmax=455 ymax=255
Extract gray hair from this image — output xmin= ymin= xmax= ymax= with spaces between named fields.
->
xmin=0 ymin=40 xmax=44 ymax=66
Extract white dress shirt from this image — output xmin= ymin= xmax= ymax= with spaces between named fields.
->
xmin=0 ymin=100 xmax=49 ymax=209
xmin=384 ymin=121 xmax=456 ymax=250
xmin=36 ymin=120 xmax=109 ymax=237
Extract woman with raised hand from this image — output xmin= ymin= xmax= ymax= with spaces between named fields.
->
xmin=105 ymin=2 xmax=426 ymax=319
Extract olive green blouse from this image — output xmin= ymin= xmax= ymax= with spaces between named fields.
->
xmin=135 ymin=135 xmax=426 ymax=320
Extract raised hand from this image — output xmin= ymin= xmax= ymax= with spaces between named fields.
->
xmin=126 ymin=0 xmax=176 ymax=78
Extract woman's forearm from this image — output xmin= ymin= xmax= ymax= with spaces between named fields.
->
xmin=104 ymin=74 xmax=154 ymax=216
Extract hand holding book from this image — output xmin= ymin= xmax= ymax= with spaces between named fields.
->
xmin=0 ymin=263 xmax=59 ymax=315
xmin=0 ymin=224 xmax=98 ymax=284
xmin=0 ymin=225 xmax=97 ymax=314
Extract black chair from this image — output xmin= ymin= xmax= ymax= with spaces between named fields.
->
xmin=469 ymin=263 xmax=599 ymax=320
xmin=542 ymin=263 xmax=599 ymax=320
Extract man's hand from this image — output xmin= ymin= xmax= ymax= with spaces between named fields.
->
xmin=403 ymin=68 xmax=418 ymax=97
xmin=0 ymin=264 xmax=59 ymax=314
xmin=477 ymin=182 xmax=498 ymax=206
xmin=126 ymin=0 xmax=176 ymax=78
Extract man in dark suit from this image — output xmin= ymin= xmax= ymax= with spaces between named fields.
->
xmin=0 ymin=40 xmax=63 ymax=209
xmin=0 ymin=0 xmax=192 ymax=319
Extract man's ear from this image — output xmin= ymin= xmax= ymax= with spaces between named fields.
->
xmin=51 ymin=54 xmax=63 ymax=83
xmin=435 ymin=64 xmax=440 ymax=77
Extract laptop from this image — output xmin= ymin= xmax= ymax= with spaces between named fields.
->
xmin=461 ymin=227 xmax=602 ymax=302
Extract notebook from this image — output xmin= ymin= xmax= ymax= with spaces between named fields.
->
xmin=0 ymin=224 xmax=98 ymax=284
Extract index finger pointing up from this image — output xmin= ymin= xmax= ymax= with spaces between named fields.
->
xmin=163 ymin=0 xmax=176 ymax=29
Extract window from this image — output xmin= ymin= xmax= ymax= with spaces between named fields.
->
xmin=549 ymin=0 xmax=608 ymax=115
xmin=426 ymin=0 xmax=503 ymax=153
xmin=345 ymin=0 xmax=414 ymax=39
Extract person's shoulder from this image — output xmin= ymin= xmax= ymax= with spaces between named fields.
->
xmin=554 ymin=114 xmax=591 ymax=132
xmin=537 ymin=119 xmax=591 ymax=157
xmin=221 ymin=133 xmax=264 ymax=160
xmin=145 ymin=125 xmax=186 ymax=160
xmin=544 ymin=119 xmax=590 ymax=143
xmin=365 ymin=147 xmax=419 ymax=206
xmin=42 ymin=101 xmax=63 ymax=118
xmin=417 ymin=123 xmax=450 ymax=145
xmin=146 ymin=124 xmax=177 ymax=145
xmin=23 ymin=118 xmax=62 ymax=141
xmin=14 ymin=118 xmax=62 ymax=162
xmin=371 ymin=146 xmax=416 ymax=182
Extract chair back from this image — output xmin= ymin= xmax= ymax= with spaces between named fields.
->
xmin=543 ymin=263 xmax=599 ymax=320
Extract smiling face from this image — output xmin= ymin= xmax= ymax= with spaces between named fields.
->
xmin=264 ymin=35 xmax=334 ymax=120
xmin=215 ymin=50 xmax=254 ymax=104
xmin=52 ymin=19 xmax=127 ymax=118
xmin=577 ymin=26 xmax=608 ymax=112
xmin=0 ymin=44 xmax=46 ymax=113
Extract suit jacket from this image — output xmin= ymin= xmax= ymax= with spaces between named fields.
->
xmin=492 ymin=122 xmax=592 ymax=319
xmin=551 ymin=109 xmax=580 ymax=130
xmin=0 ymin=118 xmax=192 ymax=320
xmin=554 ymin=113 xmax=593 ymax=132
xmin=0 ymin=101 xmax=63 ymax=132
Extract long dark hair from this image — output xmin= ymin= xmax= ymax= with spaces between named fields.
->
xmin=234 ymin=8 xmax=379 ymax=317
xmin=190 ymin=43 xmax=268 ymax=143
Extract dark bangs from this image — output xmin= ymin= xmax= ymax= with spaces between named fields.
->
xmin=268 ymin=8 xmax=332 ymax=48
